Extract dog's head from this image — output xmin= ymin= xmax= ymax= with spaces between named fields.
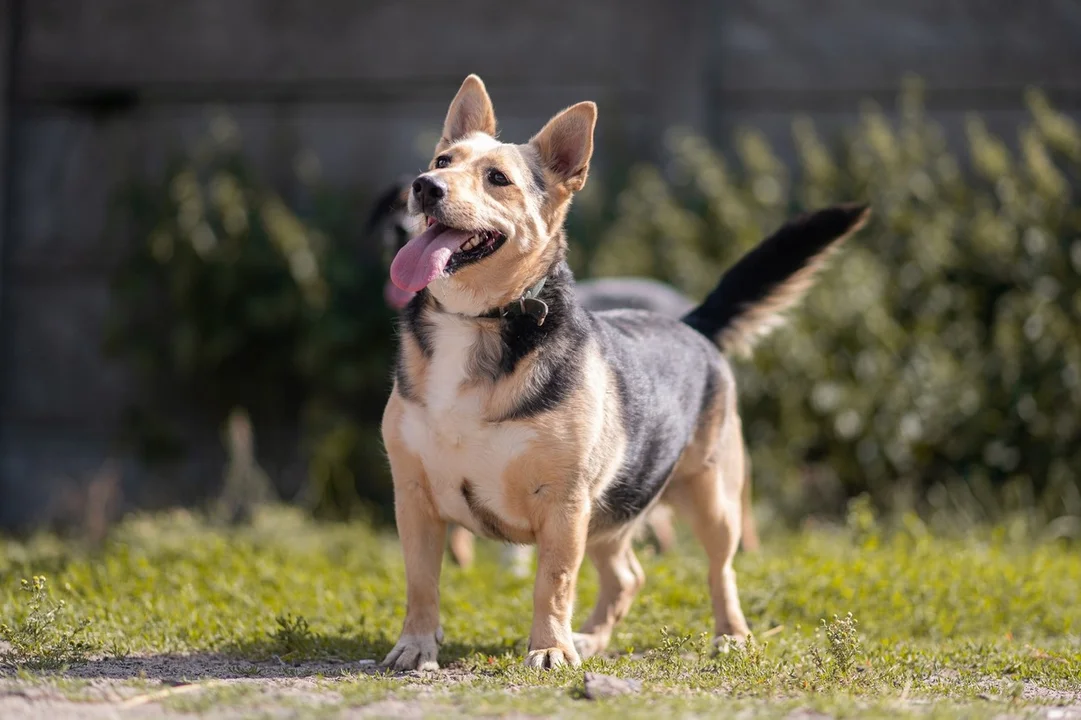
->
xmin=389 ymin=74 xmax=597 ymax=315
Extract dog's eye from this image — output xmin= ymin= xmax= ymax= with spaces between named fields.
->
xmin=434 ymin=155 xmax=452 ymax=169
xmin=487 ymin=169 xmax=511 ymax=187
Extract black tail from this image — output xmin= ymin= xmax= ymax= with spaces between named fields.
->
xmin=682 ymin=203 xmax=870 ymax=355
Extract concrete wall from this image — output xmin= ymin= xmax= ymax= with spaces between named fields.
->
xmin=711 ymin=1 xmax=1081 ymax=158
xmin=0 ymin=0 xmax=18 ymax=525
xmin=2 ymin=0 xmax=1080 ymax=527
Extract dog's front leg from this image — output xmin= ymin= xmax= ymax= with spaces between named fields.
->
xmin=383 ymin=473 xmax=446 ymax=671
xmin=524 ymin=500 xmax=589 ymax=669
xmin=382 ymin=415 xmax=446 ymax=671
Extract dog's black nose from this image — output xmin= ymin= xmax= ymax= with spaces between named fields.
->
xmin=412 ymin=175 xmax=447 ymax=212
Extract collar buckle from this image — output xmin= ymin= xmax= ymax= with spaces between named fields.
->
xmin=520 ymin=297 xmax=548 ymax=326
xmin=486 ymin=276 xmax=549 ymax=325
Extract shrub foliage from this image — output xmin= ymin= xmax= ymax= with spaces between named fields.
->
xmin=106 ymin=118 xmax=396 ymax=518
xmin=107 ymin=81 xmax=1081 ymax=524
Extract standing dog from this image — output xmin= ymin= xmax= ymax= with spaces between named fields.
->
xmin=382 ymin=75 xmax=867 ymax=670
xmin=367 ymin=181 xmax=697 ymax=566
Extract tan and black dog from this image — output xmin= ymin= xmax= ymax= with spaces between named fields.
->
xmin=381 ymin=75 xmax=868 ymax=670
xmin=366 ymin=179 xmax=699 ymax=567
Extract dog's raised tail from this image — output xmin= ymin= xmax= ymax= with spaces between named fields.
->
xmin=682 ymin=203 xmax=870 ymax=355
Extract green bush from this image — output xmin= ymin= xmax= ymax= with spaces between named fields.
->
xmin=572 ymin=78 xmax=1081 ymax=527
xmin=107 ymin=81 xmax=1081 ymax=529
xmin=106 ymin=116 xmax=396 ymax=519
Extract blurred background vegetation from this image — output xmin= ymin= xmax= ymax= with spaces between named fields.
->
xmin=105 ymin=117 xmax=398 ymax=522
xmin=104 ymin=78 xmax=1081 ymax=535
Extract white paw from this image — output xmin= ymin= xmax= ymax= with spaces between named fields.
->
xmin=713 ymin=633 xmax=749 ymax=654
xmin=501 ymin=545 xmax=533 ymax=579
xmin=524 ymin=645 xmax=580 ymax=669
xmin=572 ymin=631 xmax=607 ymax=660
xmin=383 ymin=628 xmax=443 ymax=671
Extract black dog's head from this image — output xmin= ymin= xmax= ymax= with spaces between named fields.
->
xmin=366 ymin=177 xmax=423 ymax=309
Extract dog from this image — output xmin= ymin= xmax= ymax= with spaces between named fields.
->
xmin=381 ymin=74 xmax=868 ymax=670
xmin=366 ymin=180 xmax=699 ymax=567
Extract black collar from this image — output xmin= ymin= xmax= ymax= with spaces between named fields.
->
xmin=479 ymin=276 xmax=550 ymax=326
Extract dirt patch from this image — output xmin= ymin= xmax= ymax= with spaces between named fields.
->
xmin=342 ymin=699 xmax=444 ymax=718
xmin=1 ymin=674 xmax=350 ymax=719
xmin=1 ymin=696 xmax=165 ymax=720
xmin=0 ymin=653 xmax=384 ymax=719
xmin=2 ymin=655 xmax=1080 ymax=719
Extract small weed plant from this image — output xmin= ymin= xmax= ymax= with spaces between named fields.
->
xmin=0 ymin=576 xmax=92 ymax=670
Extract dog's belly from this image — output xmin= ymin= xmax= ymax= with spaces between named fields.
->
xmin=399 ymin=392 xmax=537 ymax=537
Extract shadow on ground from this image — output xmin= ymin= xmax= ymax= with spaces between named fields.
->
xmin=1 ymin=633 xmax=516 ymax=681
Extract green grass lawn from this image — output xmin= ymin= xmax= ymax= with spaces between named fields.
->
xmin=1 ymin=503 xmax=1079 ymax=718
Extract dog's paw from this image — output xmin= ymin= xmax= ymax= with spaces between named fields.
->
xmin=713 ymin=633 xmax=750 ymax=655
xmin=524 ymin=645 xmax=581 ymax=669
xmin=501 ymin=545 xmax=533 ymax=579
xmin=382 ymin=629 xmax=443 ymax=671
xmin=571 ymin=631 xmax=608 ymax=660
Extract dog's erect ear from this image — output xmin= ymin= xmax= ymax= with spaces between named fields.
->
xmin=440 ymin=75 xmax=497 ymax=146
xmin=529 ymin=102 xmax=597 ymax=192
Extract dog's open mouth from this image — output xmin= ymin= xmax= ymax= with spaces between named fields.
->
xmin=428 ymin=217 xmax=507 ymax=272
xmin=390 ymin=217 xmax=507 ymax=293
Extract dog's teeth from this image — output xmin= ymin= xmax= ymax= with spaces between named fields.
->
xmin=462 ymin=236 xmax=479 ymax=251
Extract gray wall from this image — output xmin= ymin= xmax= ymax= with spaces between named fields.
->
xmin=708 ymin=1 xmax=1081 ymax=158
xmin=2 ymin=0 xmax=1080 ymax=527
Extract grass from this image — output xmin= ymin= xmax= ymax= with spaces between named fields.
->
xmin=1 ymin=502 xmax=1079 ymax=718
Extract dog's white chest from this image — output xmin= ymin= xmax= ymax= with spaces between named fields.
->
xmin=398 ymin=316 xmax=535 ymax=533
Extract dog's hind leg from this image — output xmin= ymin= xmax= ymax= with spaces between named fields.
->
xmin=645 ymin=504 xmax=677 ymax=554
xmin=666 ymin=427 xmax=751 ymax=645
xmin=740 ymin=449 xmax=760 ymax=553
xmin=572 ymin=531 xmax=645 ymax=659
xmin=447 ymin=525 xmax=475 ymax=567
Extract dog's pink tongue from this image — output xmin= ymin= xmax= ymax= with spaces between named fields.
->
xmin=384 ymin=280 xmax=416 ymax=309
xmin=390 ymin=222 xmax=473 ymax=292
